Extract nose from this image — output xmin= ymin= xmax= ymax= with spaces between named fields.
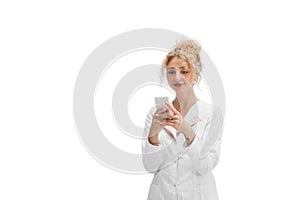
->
xmin=175 ymin=71 xmax=183 ymax=81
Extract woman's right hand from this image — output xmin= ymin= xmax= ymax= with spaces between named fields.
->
xmin=148 ymin=108 xmax=174 ymax=145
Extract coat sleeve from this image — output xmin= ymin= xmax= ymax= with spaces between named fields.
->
xmin=186 ymin=105 xmax=224 ymax=175
xmin=141 ymin=110 xmax=163 ymax=173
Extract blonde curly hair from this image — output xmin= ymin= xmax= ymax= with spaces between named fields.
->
xmin=161 ymin=39 xmax=202 ymax=83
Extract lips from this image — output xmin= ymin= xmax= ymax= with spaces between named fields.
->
xmin=173 ymin=83 xmax=184 ymax=87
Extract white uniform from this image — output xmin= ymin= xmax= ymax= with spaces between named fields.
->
xmin=142 ymin=100 xmax=224 ymax=200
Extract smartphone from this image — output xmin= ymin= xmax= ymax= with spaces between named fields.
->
xmin=155 ymin=97 xmax=169 ymax=113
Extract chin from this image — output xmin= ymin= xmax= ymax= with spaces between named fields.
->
xmin=172 ymin=86 xmax=186 ymax=92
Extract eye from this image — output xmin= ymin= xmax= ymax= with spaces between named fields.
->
xmin=181 ymin=70 xmax=189 ymax=74
xmin=167 ymin=70 xmax=175 ymax=74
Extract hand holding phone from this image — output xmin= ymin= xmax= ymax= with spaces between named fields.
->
xmin=148 ymin=97 xmax=170 ymax=140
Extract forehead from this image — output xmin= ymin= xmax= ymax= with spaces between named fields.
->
xmin=167 ymin=56 xmax=190 ymax=69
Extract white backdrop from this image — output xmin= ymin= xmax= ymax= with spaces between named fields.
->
xmin=1 ymin=1 xmax=300 ymax=199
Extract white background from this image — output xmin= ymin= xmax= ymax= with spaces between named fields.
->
xmin=1 ymin=0 xmax=300 ymax=199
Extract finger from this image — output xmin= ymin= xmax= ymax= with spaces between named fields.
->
xmin=165 ymin=119 xmax=180 ymax=125
xmin=157 ymin=110 xmax=175 ymax=118
xmin=168 ymin=115 xmax=180 ymax=120
xmin=165 ymin=122 xmax=179 ymax=127
xmin=166 ymin=118 xmax=180 ymax=123
xmin=164 ymin=113 xmax=175 ymax=120
xmin=156 ymin=108 xmax=168 ymax=114
xmin=155 ymin=119 xmax=166 ymax=125
xmin=155 ymin=107 xmax=166 ymax=113
xmin=153 ymin=109 xmax=167 ymax=118
xmin=165 ymin=101 xmax=180 ymax=115
xmin=155 ymin=113 xmax=169 ymax=120
xmin=157 ymin=120 xmax=163 ymax=125
xmin=166 ymin=112 xmax=174 ymax=118
xmin=165 ymin=116 xmax=174 ymax=120
xmin=165 ymin=122 xmax=176 ymax=126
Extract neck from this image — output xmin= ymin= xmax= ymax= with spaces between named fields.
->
xmin=174 ymin=90 xmax=198 ymax=111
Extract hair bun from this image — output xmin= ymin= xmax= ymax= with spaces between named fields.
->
xmin=165 ymin=39 xmax=202 ymax=74
xmin=161 ymin=39 xmax=202 ymax=82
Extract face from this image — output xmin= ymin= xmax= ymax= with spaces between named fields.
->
xmin=166 ymin=56 xmax=196 ymax=92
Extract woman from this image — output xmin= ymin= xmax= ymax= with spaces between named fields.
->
xmin=142 ymin=39 xmax=224 ymax=200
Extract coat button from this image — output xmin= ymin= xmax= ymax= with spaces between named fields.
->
xmin=173 ymin=184 xmax=177 ymax=187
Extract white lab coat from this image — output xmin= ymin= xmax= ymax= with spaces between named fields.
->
xmin=142 ymin=100 xmax=224 ymax=200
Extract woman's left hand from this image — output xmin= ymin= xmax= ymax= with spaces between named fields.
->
xmin=165 ymin=101 xmax=182 ymax=131
xmin=165 ymin=101 xmax=196 ymax=145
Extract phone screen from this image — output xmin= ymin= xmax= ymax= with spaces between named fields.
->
xmin=155 ymin=97 xmax=169 ymax=112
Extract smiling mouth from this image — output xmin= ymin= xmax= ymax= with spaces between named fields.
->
xmin=173 ymin=83 xmax=184 ymax=87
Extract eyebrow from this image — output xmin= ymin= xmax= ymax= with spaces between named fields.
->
xmin=167 ymin=66 xmax=189 ymax=70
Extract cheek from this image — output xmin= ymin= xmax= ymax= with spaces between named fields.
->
xmin=166 ymin=75 xmax=171 ymax=82
xmin=185 ymin=74 xmax=194 ymax=83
